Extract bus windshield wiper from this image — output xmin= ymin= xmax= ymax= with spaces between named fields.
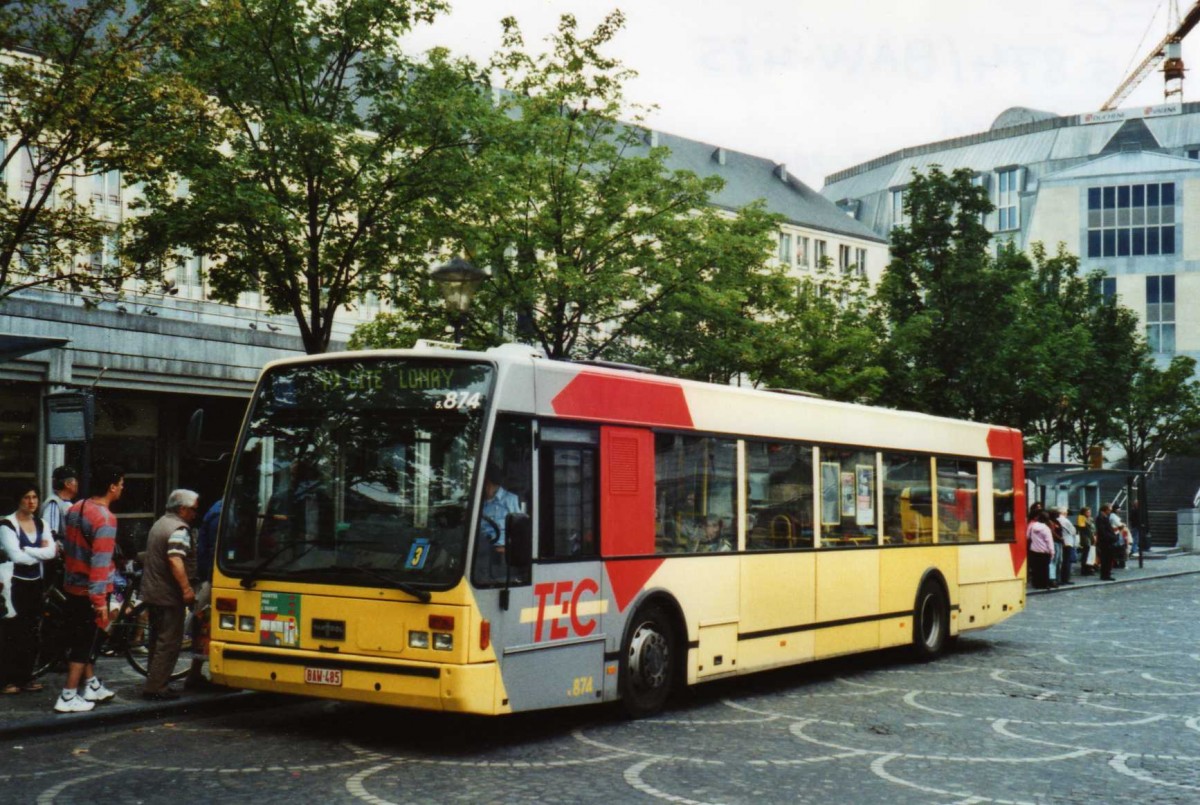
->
xmin=333 ymin=564 xmax=432 ymax=603
xmin=239 ymin=542 xmax=319 ymax=589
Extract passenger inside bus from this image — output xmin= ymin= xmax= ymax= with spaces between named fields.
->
xmin=689 ymin=516 xmax=732 ymax=553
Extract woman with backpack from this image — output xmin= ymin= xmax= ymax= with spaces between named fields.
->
xmin=0 ymin=482 xmax=58 ymax=694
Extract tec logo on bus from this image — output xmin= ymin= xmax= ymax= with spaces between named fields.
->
xmin=522 ymin=579 xmax=609 ymax=642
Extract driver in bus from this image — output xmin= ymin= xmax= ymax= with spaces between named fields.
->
xmin=479 ymin=464 xmax=522 ymax=552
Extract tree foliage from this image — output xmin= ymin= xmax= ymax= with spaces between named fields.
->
xmin=1111 ymin=352 xmax=1200 ymax=472
xmin=877 ymin=166 xmax=1029 ymax=420
xmin=0 ymin=0 xmax=199 ymax=303
xmin=126 ymin=0 xmax=491 ymax=353
xmin=439 ymin=12 xmax=780 ymax=362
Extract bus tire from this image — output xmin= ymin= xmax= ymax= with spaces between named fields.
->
xmin=911 ymin=579 xmax=948 ymax=661
xmin=619 ymin=604 xmax=676 ymax=718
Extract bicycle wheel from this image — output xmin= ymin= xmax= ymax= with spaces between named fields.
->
xmin=116 ymin=601 xmax=193 ymax=681
xmin=32 ymin=589 xmax=70 ymax=679
xmin=33 ymin=618 xmax=69 ymax=679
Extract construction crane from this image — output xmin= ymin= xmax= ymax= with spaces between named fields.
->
xmin=1101 ymin=0 xmax=1200 ymax=110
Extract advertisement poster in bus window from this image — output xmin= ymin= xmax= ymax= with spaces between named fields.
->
xmin=821 ymin=462 xmax=839 ymax=525
xmin=260 ymin=592 xmax=301 ymax=647
xmin=855 ymin=465 xmax=875 ymax=526
xmin=840 ymin=472 xmax=855 ymax=518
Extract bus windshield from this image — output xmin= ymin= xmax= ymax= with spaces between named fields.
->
xmin=219 ymin=358 xmax=493 ymax=590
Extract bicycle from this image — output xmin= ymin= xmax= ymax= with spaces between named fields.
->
xmin=34 ymin=558 xmax=194 ymax=683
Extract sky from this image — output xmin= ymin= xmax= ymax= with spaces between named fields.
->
xmin=399 ymin=0 xmax=1200 ymax=189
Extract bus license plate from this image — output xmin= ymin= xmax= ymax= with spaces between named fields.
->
xmin=305 ymin=667 xmax=342 ymax=686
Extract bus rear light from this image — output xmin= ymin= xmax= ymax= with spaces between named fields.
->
xmin=216 ymin=597 xmax=238 ymax=612
xmin=219 ymin=614 xmax=236 ymax=630
xmin=433 ymin=632 xmax=453 ymax=651
xmin=480 ymin=620 xmax=490 ymax=651
xmin=409 ymin=630 xmax=430 ymax=649
xmin=429 ymin=615 xmax=454 ymax=631
xmin=238 ymin=616 xmax=256 ymax=632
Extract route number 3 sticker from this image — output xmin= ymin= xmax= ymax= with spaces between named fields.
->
xmin=406 ymin=538 xmax=431 ymax=570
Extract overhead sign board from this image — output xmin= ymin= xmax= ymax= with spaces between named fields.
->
xmin=1081 ymin=103 xmax=1183 ymax=125
xmin=44 ymin=391 xmax=94 ymax=443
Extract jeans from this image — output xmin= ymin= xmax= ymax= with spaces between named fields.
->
xmin=1051 ymin=542 xmax=1062 ymax=584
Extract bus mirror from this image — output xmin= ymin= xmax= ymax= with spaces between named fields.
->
xmin=506 ymin=513 xmax=532 ymax=569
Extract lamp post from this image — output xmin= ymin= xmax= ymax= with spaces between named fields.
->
xmin=430 ymin=256 xmax=486 ymax=343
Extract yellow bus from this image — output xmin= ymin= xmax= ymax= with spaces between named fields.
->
xmin=208 ymin=343 xmax=1027 ymax=716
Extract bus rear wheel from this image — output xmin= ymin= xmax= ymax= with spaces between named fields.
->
xmin=912 ymin=580 xmax=948 ymax=661
xmin=620 ymin=605 xmax=676 ymax=718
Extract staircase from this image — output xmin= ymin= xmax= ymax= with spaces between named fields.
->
xmin=1144 ymin=454 xmax=1200 ymax=548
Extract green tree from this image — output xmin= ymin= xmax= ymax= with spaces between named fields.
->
xmin=1061 ymin=274 xmax=1142 ymax=463
xmin=768 ymin=265 xmax=887 ymax=402
xmin=0 ymin=0 xmax=199 ymax=302
xmin=1111 ymin=351 xmax=1200 ymax=473
xmin=877 ymin=166 xmax=1031 ymax=420
xmin=438 ymin=12 xmax=779 ymax=361
xmin=126 ymin=0 xmax=492 ymax=353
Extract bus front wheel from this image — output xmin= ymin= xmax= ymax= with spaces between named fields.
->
xmin=620 ymin=605 xmax=676 ymax=718
xmin=912 ymin=580 xmax=949 ymax=661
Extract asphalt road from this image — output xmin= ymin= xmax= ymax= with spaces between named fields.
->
xmin=4 ymin=575 xmax=1200 ymax=804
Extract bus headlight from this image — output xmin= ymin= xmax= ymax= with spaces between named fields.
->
xmin=220 ymin=614 xmax=236 ymax=630
xmin=239 ymin=616 xmax=256 ymax=632
xmin=433 ymin=632 xmax=453 ymax=651
xmin=409 ymin=630 xmax=429 ymax=649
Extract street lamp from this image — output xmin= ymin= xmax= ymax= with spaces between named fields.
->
xmin=430 ymin=256 xmax=486 ymax=343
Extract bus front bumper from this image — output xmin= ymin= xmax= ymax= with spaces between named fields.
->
xmin=210 ymin=642 xmax=504 ymax=714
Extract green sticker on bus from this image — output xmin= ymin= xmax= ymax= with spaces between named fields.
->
xmin=260 ymin=592 xmax=301 ymax=647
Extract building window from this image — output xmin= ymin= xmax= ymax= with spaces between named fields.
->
xmin=19 ymin=147 xmax=51 ymax=199
xmin=778 ymin=232 xmax=792 ymax=264
xmin=1087 ymin=183 xmax=1176 ymax=258
xmin=86 ymin=231 xmax=119 ymax=274
xmin=814 ymin=239 xmax=827 ymax=268
xmin=838 ymin=244 xmax=851 ymax=273
xmin=1146 ymin=274 xmax=1176 ymax=353
xmin=1189 ymin=148 xmax=1200 ymax=159
xmin=1091 ymin=276 xmax=1116 ymax=302
xmin=996 ymin=168 xmax=1020 ymax=231
xmin=89 ymin=170 xmax=122 ymax=214
xmin=854 ymin=247 xmax=867 ymax=278
xmin=891 ymin=188 xmax=907 ymax=228
xmin=796 ymin=236 xmax=810 ymax=270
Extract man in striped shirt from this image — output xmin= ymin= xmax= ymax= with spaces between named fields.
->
xmin=55 ymin=464 xmax=124 ymax=713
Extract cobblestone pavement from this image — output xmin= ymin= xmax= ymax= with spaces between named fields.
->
xmin=4 ymin=573 xmax=1200 ymax=804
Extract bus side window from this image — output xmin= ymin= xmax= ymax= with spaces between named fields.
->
xmin=538 ymin=427 xmax=599 ymax=559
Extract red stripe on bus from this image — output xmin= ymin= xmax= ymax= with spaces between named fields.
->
xmin=604 ymin=558 xmax=664 ymax=614
xmin=551 ymin=372 xmax=694 ymax=428
xmin=989 ymin=427 xmax=1028 ymax=576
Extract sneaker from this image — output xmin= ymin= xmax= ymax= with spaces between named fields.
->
xmin=54 ymin=693 xmax=96 ymax=713
xmin=83 ymin=679 xmax=115 ymax=702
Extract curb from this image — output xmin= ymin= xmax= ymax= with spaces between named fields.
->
xmin=0 ymin=690 xmax=288 ymax=742
xmin=1026 ymin=566 xmax=1200 ymax=596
